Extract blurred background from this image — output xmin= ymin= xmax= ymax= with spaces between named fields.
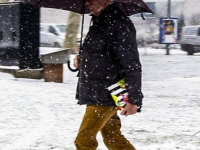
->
xmin=1 ymin=0 xmax=200 ymax=58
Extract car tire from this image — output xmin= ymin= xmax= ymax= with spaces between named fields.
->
xmin=53 ymin=42 xmax=61 ymax=48
xmin=187 ymin=45 xmax=194 ymax=55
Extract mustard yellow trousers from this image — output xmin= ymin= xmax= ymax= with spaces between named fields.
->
xmin=74 ymin=105 xmax=136 ymax=150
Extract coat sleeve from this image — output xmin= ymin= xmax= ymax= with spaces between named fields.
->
xmin=109 ymin=21 xmax=143 ymax=108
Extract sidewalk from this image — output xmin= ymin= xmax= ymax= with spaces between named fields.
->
xmin=0 ymin=48 xmax=200 ymax=150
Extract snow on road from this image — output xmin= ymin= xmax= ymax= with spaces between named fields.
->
xmin=0 ymin=48 xmax=200 ymax=150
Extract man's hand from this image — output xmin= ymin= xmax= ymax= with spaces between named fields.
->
xmin=73 ymin=55 xmax=80 ymax=69
xmin=120 ymin=103 xmax=137 ymax=117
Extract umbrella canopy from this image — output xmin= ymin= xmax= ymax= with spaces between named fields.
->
xmin=22 ymin=0 xmax=153 ymax=16
xmin=21 ymin=0 xmax=153 ymax=72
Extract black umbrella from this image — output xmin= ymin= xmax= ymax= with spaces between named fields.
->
xmin=23 ymin=0 xmax=153 ymax=15
xmin=21 ymin=0 xmax=153 ymax=71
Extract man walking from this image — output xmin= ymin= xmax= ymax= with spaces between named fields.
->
xmin=73 ymin=0 xmax=143 ymax=149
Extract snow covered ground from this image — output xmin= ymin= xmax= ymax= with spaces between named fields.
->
xmin=0 ymin=48 xmax=200 ymax=150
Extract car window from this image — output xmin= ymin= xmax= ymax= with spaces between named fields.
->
xmin=0 ymin=31 xmax=3 ymax=40
xmin=185 ymin=27 xmax=198 ymax=35
xmin=198 ymin=28 xmax=200 ymax=36
xmin=48 ymin=26 xmax=56 ymax=34
xmin=56 ymin=25 xmax=66 ymax=33
xmin=40 ymin=26 xmax=44 ymax=31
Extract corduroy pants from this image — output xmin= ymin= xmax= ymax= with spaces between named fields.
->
xmin=74 ymin=105 xmax=136 ymax=150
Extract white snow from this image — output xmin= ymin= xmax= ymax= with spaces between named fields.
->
xmin=0 ymin=48 xmax=200 ymax=150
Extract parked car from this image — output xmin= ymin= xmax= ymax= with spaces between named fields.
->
xmin=40 ymin=23 xmax=81 ymax=48
xmin=180 ymin=25 xmax=200 ymax=55
xmin=40 ymin=23 xmax=66 ymax=47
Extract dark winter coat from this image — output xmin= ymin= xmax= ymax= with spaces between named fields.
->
xmin=76 ymin=3 xmax=143 ymax=109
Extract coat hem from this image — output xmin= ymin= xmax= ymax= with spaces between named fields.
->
xmin=77 ymin=100 xmax=116 ymax=107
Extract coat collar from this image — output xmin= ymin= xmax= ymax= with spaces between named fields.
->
xmin=91 ymin=2 xmax=122 ymax=25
